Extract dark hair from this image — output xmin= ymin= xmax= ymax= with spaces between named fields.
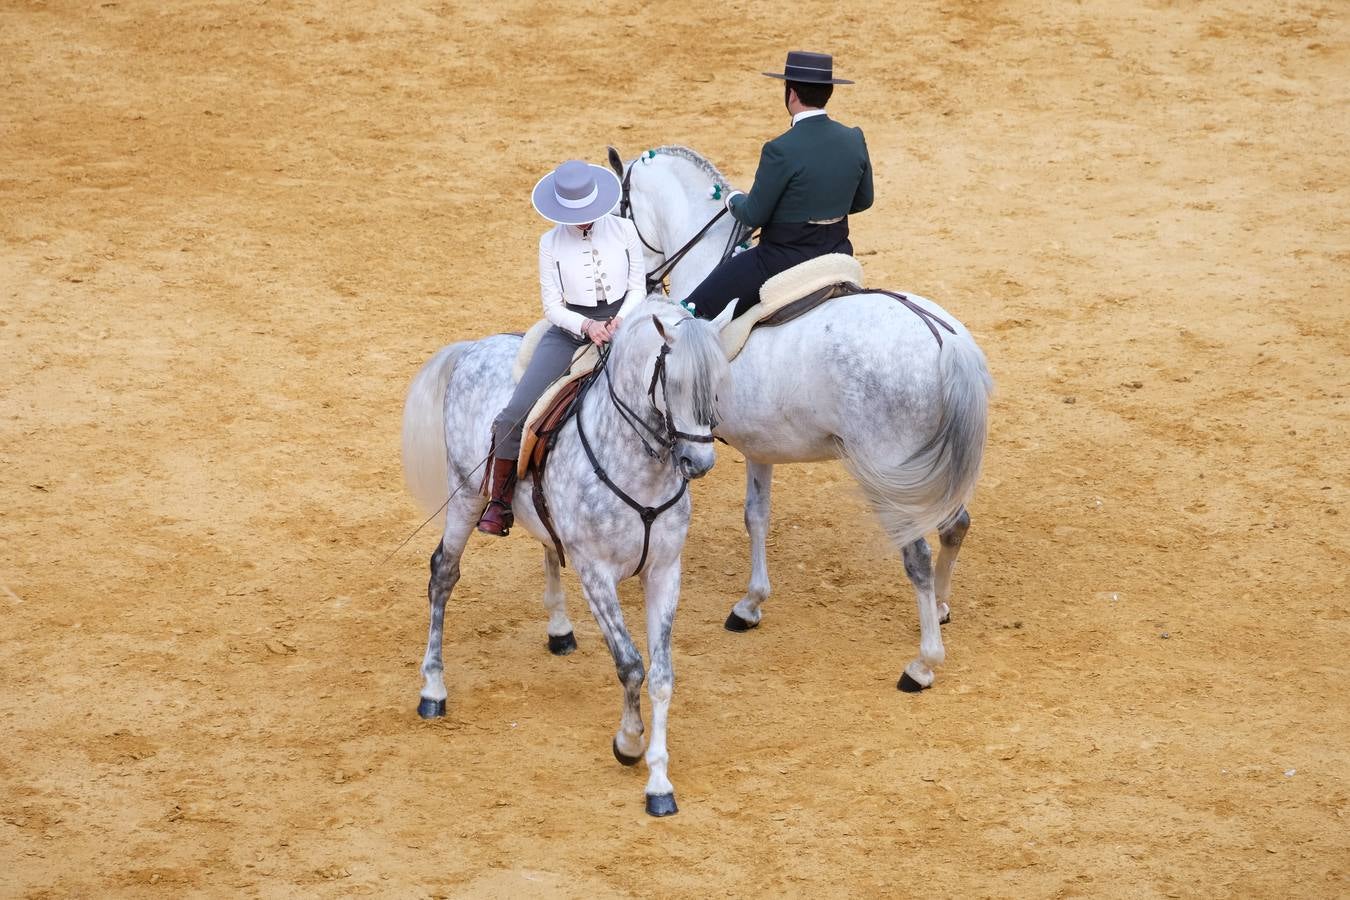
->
xmin=785 ymin=80 xmax=833 ymax=109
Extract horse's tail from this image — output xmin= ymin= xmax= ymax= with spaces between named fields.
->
xmin=843 ymin=330 xmax=993 ymax=547
xmin=401 ymin=342 xmax=471 ymax=518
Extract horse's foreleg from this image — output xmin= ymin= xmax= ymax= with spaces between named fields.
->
xmin=641 ymin=560 xmax=681 ymax=816
xmin=578 ymin=567 xmax=646 ymax=767
xmin=934 ymin=506 xmax=970 ymax=625
xmin=898 ymin=538 xmax=946 ymax=693
xmin=542 ymin=547 xmax=576 ymax=655
xmin=726 ymin=460 xmax=773 ymax=632
xmin=418 ymin=502 xmax=478 ymax=718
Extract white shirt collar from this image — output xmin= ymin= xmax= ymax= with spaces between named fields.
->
xmin=791 ymin=108 xmax=828 ymax=126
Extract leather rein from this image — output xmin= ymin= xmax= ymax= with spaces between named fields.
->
xmin=619 ymin=158 xmax=752 ymax=294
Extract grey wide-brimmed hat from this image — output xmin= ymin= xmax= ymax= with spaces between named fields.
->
xmin=762 ymin=50 xmax=854 ymax=85
xmin=531 ymin=160 xmax=622 ymax=225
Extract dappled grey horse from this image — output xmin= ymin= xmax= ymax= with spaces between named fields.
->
xmin=401 ymin=298 xmax=732 ymax=816
xmin=608 ymin=145 xmax=993 ymax=692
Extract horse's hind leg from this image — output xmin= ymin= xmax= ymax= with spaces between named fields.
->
xmin=417 ymin=498 xmax=480 ymax=718
xmin=726 ymin=461 xmax=774 ymax=632
xmin=542 ymin=548 xmax=577 ymax=655
xmin=934 ymin=506 xmax=970 ymax=625
xmin=898 ymin=538 xmax=946 ymax=693
xmin=577 ymin=566 xmax=646 ymax=768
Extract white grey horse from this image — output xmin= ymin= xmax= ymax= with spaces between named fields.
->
xmin=606 ymin=146 xmax=993 ymax=692
xmin=401 ymin=298 xmax=732 ymax=816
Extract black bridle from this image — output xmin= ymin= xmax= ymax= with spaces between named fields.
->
xmin=618 ymin=156 xmax=753 ymax=295
xmin=606 ymin=340 xmax=717 ymax=460
xmin=571 ymin=335 xmax=716 ymax=576
xmin=618 ymin=158 xmax=660 ymax=254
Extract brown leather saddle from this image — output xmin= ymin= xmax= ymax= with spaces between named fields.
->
xmin=520 ymin=374 xmax=592 ymax=567
xmin=524 ymin=377 xmax=587 ymax=481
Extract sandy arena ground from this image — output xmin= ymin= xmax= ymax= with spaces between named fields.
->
xmin=2 ymin=1 xmax=1347 ymax=896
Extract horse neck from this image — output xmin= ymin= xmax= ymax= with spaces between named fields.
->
xmin=643 ymin=159 xmax=738 ymax=299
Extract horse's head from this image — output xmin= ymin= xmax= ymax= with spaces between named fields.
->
xmin=614 ymin=299 xmax=733 ymax=480
xmin=606 ymin=145 xmax=743 ymax=300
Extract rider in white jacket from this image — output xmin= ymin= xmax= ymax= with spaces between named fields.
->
xmin=477 ymin=160 xmax=645 ymax=537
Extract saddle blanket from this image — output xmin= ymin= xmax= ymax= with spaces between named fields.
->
xmin=719 ymin=253 xmax=863 ymax=360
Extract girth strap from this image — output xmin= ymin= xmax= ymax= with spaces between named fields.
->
xmin=531 ymin=450 xmax=570 ymax=568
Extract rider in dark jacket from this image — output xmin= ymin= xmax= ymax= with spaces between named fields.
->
xmin=684 ymin=51 xmax=873 ymax=320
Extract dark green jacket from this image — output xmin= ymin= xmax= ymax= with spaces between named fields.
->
xmin=728 ymin=114 xmax=873 ymax=228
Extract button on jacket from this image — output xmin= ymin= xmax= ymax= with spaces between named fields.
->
xmin=538 ymin=215 xmax=646 ymax=336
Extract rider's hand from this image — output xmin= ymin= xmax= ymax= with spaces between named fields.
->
xmin=724 ymin=189 xmax=744 ymax=212
xmin=582 ymin=320 xmax=609 ymax=346
xmin=605 ymin=316 xmax=623 ymax=338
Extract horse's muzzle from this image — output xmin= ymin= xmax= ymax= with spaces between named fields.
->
xmin=677 ymin=448 xmax=715 ymax=480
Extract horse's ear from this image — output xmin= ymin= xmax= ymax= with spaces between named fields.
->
xmin=710 ymin=302 xmax=736 ymax=332
xmin=651 ymin=315 xmax=676 ymax=347
xmin=606 ymin=146 xmax=624 ymax=177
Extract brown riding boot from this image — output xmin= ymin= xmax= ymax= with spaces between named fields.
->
xmin=476 ymin=457 xmax=518 ymax=537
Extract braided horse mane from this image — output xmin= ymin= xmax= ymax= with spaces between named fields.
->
xmin=646 ymin=145 xmax=735 ymax=190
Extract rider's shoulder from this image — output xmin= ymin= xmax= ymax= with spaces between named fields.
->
xmin=539 ymin=223 xmax=568 ymax=248
xmin=603 ymin=214 xmax=639 ymax=238
xmin=760 ymin=132 xmax=793 ymax=162
xmin=825 ymin=118 xmax=868 ymax=148
xmin=823 ymin=116 xmax=864 ymax=138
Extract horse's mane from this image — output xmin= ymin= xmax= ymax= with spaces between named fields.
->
xmin=664 ymin=309 xmax=727 ymax=428
xmin=621 ymin=294 xmax=683 ymax=325
xmin=615 ymin=295 xmax=726 ymax=427
xmin=647 ymin=145 xmax=734 ymax=189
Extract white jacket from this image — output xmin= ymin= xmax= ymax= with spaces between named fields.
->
xmin=539 ymin=215 xmax=646 ymax=336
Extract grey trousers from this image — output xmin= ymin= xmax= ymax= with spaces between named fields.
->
xmin=491 ymin=300 xmax=622 ymax=458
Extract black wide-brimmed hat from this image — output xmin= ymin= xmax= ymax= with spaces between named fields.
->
xmin=762 ymin=50 xmax=854 ymax=85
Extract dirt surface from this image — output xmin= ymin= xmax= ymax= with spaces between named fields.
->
xmin=2 ymin=1 xmax=1347 ymax=896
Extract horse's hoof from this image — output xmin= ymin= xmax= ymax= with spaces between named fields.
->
xmin=548 ymin=631 xmax=577 ymax=656
xmin=645 ymin=793 xmax=679 ymax=817
xmin=940 ymin=613 xmax=951 ymax=625
xmin=417 ymin=697 xmax=446 ymax=718
xmin=724 ymin=611 xmax=758 ymax=632
xmin=612 ymin=738 xmax=642 ymax=767
xmin=897 ymin=672 xmax=929 ymax=693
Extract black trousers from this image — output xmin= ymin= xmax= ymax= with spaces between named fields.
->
xmin=684 ymin=220 xmax=853 ymax=319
